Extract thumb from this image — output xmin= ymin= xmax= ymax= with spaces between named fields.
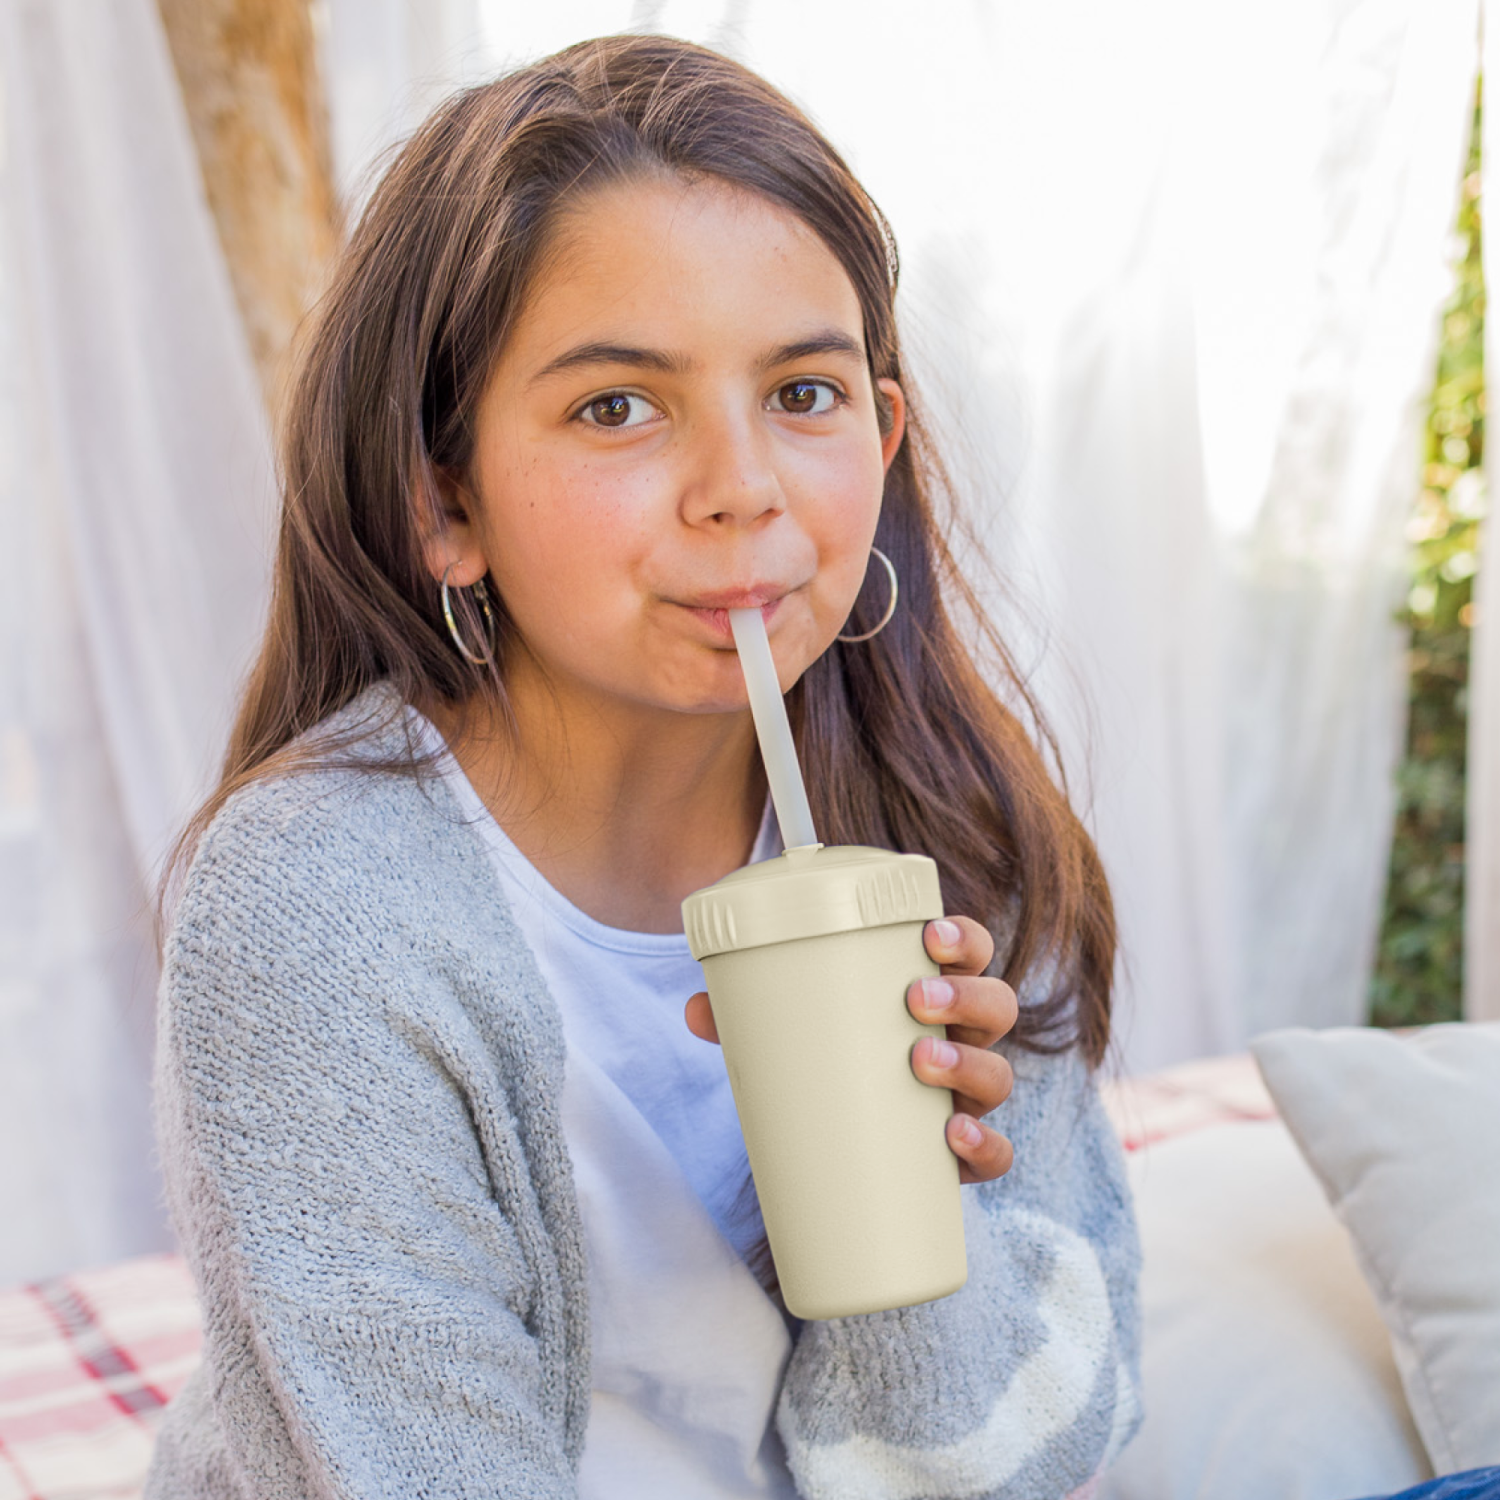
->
xmin=685 ymin=990 xmax=721 ymax=1045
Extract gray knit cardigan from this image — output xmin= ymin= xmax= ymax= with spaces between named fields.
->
xmin=145 ymin=687 xmax=1142 ymax=1499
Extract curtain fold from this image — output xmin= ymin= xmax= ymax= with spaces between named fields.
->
xmin=1025 ymin=166 xmax=1241 ymax=1068
xmin=322 ymin=0 xmax=483 ymax=210
xmin=1469 ymin=0 xmax=1499 ymax=1023
xmin=0 ymin=0 xmax=275 ymax=1283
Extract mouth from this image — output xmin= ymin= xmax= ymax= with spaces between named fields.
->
xmin=672 ymin=587 xmax=792 ymax=641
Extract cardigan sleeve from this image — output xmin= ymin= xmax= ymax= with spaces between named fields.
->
xmin=145 ymin=774 xmax=587 ymax=1500
xmin=774 ymin=1038 xmax=1143 ymax=1500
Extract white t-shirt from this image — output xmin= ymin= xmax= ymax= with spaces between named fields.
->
xmin=413 ymin=713 xmax=800 ymax=1499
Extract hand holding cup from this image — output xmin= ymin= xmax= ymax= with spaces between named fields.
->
xmin=686 ymin=912 xmax=1018 ymax=1187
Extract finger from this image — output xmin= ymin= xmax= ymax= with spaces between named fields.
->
xmin=924 ymin=915 xmax=996 ymax=977
xmin=911 ymin=1036 xmax=1014 ymax=1119
xmin=684 ymin=990 xmax=720 ymax=1045
xmin=907 ymin=973 xmax=1019 ymax=1049
xmin=947 ymin=1115 xmax=1014 ymax=1185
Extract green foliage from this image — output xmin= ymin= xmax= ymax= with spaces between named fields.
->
xmin=1369 ymin=73 xmax=1486 ymax=1028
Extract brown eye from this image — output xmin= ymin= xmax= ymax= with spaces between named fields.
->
xmin=773 ymin=380 xmax=837 ymax=415
xmin=589 ymin=394 xmax=633 ymax=426
xmin=578 ymin=392 xmax=656 ymax=429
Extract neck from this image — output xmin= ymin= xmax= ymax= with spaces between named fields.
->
xmin=429 ymin=659 xmax=769 ymax=934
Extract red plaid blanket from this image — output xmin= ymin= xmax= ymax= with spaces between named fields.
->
xmin=1099 ymin=1048 xmax=1277 ymax=1150
xmin=0 ymin=1051 xmax=1274 ymax=1498
xmin=0 ymin=1256 xmax=198 ymax=1499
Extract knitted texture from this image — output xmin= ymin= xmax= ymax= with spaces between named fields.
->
xmin=146 ymin=686 xmax=1142 ymax=1499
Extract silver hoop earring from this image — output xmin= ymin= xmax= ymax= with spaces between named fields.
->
xmin=836 ymin=546 xmax=898 ymax=643
xmin=441 ymin=563 xmax=498 ymax=666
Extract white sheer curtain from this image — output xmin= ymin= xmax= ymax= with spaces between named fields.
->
xmin=1193 ymin=0 xmax=1479 ymax=1051
xmin=0 ymin=0 xmax=274 ymax=1283
xmin=1469 ymin=1 xmax=1500 ymax=1023
xmin=321 ymin=0 xmax=485 ymax=210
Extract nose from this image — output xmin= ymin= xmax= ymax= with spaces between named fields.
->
xmin=678 ymin=403 xmax=785 ymax=529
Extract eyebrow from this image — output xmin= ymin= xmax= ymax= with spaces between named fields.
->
xmin=527 ymin=328 xmax=867 ymax=387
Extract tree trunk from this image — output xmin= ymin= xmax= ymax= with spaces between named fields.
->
xmin=156 ymin=0 xmax=341 ymax=413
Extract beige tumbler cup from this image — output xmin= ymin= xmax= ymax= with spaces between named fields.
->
xmin=681 ymin=842 xmax=967 ymax=1320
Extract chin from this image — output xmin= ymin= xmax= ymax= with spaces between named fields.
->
xmin=678 ymin=665 xmax=768 ymax=716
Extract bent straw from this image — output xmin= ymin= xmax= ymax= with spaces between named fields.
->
xmin=729 ymin=607 xmax=820 ymax=852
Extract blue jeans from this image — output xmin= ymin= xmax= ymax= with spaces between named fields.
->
xmin=1353 ymin=1470 xmax=1500 ymax=1500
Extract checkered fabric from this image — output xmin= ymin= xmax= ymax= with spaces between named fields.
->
xmin=0 ymin=1052 xmax=1271 ymax=1498
xmin=1099 ymin=1049 xmax=1278 ymax=1151
xmin=0 ymin=1255 xmax=198 ymax=1499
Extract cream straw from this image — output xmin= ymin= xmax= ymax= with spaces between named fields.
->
xmin=729 ymin=607 xmax=820 ymax=851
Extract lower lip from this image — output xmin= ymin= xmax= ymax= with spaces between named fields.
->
xmin=678 ymin=597 xmax=785 ymax=639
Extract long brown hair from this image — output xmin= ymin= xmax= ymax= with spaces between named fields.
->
xmin=171 ymin=35 xmax=1115 ymax=1074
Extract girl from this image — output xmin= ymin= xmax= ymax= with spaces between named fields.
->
xmin=147 ymin=34 xmax=1140 ymax=1500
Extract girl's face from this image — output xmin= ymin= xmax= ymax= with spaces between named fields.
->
xmin=428 ymin=174 xmax=905 ymax=719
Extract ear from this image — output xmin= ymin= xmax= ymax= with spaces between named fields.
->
xmin=419 ymin=466 xmax=489 ymax=588
xmin=876 ymin=378 xmax=907 ymax=473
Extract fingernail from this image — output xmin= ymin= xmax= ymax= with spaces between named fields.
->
xmin=954 ymin=1116 xmax=982 ymax=1147
xmin=933 ymin=919 xmax=961 ymax=948
xmin=928 ymin=1039 xmax=959 ymax=1069
xmin=921 ymin=977 xmax=955 ymax=1010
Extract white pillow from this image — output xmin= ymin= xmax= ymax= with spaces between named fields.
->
xmin=1251 ymin=1022 xmax=1500 ymax=1474
xmin=1101 ymin=1117 xmax=1430 ymax=1500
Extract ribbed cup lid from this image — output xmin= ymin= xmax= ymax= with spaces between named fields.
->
xmin=681 ymin=843 xmax=944 ymax=959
